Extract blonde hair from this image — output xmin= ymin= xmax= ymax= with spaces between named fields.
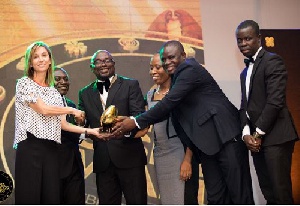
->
xmin=24 ymin=41 xmax=55 ymax=86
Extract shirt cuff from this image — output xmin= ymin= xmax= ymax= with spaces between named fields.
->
xmin=256 ymin=127 xmax=265 ymax=135
xmin=124 ymin=132 xmax=132 ymax=138
xmin=242 ymin=124 xmax=251 ymax=141
xmin=130 ymin=116 xmax=140 ymax=129
xmin=79 ymin=133 xmax=86 ymax=140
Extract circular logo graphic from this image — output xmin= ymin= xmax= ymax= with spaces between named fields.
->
xmin=0 ymin=171 xmax=13 ymax=202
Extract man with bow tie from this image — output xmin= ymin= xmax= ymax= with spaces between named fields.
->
xmin=77 ymin=50 xmax=147 ymax=204
xmin=236 ymin=20 xmax=299 ymax=204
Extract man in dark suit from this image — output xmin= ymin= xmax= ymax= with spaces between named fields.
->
xmin=111 ymin=40 xmax=254 ymax=204
xmin=236 ymin=20 xmax=299 ymax=204
xmin=77 ymin=50 xmax=147 ymax=204
xmin=54 ymin=67 xmax=85 ymax=204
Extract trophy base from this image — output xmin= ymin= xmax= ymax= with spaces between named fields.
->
xmin=99 ymin=124 xmax=113 ymax=133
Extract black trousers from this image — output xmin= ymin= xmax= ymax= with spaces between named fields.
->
xmin=15 ymin=132 xmax=60 ymax=204
xmin=252 ymin=140 xmax=295 ymax=204
xmin=60 ymin=158 xmax=85 ymax=204
xmin=200 ymin=138 xmax=254 ymax=204
xmin=184 ymin=155 xmax=200 ymax=205
xmin=95 ymin=162 xmax=147 ymax=205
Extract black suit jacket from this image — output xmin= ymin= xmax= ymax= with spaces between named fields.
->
xmin=59 ymin=97 xmax=84 ymax=178
xmin=136 ymin=58 xmax=241 ymax=155
xmin=240 ymin=48 xmax=299 ymax=146
xmin=78 ymin=75 xmax=147 ymax=172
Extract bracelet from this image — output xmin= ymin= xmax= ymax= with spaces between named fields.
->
xmin=85 ymin=129 xmax=88 ymax=137
xmin=253 ymin=131 xmax=263 ymax=139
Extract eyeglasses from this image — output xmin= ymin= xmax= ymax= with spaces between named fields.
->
xmin=94 ymin=59 xmax=113 ymax=66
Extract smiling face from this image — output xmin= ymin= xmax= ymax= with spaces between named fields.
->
xmin=30 ymin=46 xmax=52 ymax=75
xmin=54 ymin=69 xmax=70 ymax=95
xmin=160 ymin=44 xmax=186 ymax=74
xmin=236 ymin=26 xmax=261 ymax=58
xmin=149 ymin=53 xmax=170 ymax=86
xmin=91 ymin=51 xmax=115 ymax=81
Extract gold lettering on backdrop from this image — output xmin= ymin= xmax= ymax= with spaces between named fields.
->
xmin=79 ymin=140 xmax=94 ymax=179
xmin=183 ymin=44 xmax=196 ymax=58
xmin=85 ymin=193 xmax=99 ymax=204
xmin=265 ymin=37 xmax=275 ymax=47
xmin=16 ymin=57 xmax=25 ymax=71
xmin=118 ymin=38 xmax=139 ymax=53
xmin=64 ymin=41 xmax=87 ymax=58
xmin=0 ymin=171 xmax=13 ymax=202
xmin=0 ymin=183 xmax=9 ymax=193
xmin=143 ymin=131 xmax=160 ymax=199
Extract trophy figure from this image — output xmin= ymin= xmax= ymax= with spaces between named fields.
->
xmin=100 ymin=105 xmax=118 ymax=133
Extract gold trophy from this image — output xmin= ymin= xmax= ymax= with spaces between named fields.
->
xmin=100 ymin=105 xmax=118 ymax=133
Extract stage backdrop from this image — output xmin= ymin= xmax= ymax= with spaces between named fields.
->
xmin=0 ymin=0 xmax=205 ymax=204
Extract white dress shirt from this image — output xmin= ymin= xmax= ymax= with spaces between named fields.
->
xmin=242 ymin=47 xmax=265 ymax=139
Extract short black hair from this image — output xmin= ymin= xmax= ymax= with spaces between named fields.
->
xmin=54 ymin=66 xmax=67 ymax=73
xmin=161 ymin=40 xmax=185 ymax=53
xmin=236 ymin=20 xmax=260 ymax=36
xmin=54 ymin=66 xmax=69 ymax=77
xmin=90 ymin=50 xmax=114 ymax=68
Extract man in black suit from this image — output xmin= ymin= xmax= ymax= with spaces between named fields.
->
xmin=54 ymin=67 xmax=85 ymax=204
xmin=236 ymin=20 xmax=299 ymax=204
xmin=77 ymin=50 xmax=147 ymax=204
xmin=111 ymin=40 xmax=254 ymax=204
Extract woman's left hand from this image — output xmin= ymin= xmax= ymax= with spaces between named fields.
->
xmin=180 ymin=159 xmax=192 ymax=181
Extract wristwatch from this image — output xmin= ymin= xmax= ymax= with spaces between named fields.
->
xmin=253 ymin=131 xmax=263 ymax=139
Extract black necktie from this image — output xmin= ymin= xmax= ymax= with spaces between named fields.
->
xmin=97 ymin=79 xmax=110 ymax=94
xmin=62 ymin=96 xmax=67 ymax=107
xmin=244 ymin=57 xmax=254 ymax=67
xmin=62 ymin=96 xmax=71 ymax=121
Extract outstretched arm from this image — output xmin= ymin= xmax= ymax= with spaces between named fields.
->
xmin=29 ymin=96 xmax=84 ymax=118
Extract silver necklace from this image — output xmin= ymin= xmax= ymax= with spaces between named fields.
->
xmin=155 ymin=85 xmax=169 ymax=95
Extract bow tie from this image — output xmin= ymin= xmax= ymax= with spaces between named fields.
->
xmin=97 ymin=79 xmax=110 ymax=94
xmin=244 ymin=57 xmax=254 ymax=67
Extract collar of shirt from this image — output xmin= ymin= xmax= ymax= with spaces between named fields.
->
xmin=96 ymin=75 xmax=115 ymax=83
xmin=96 ymin=76 xmax=115 ymax=104
xmin=252 ymin=46 xmax=262 ymax=62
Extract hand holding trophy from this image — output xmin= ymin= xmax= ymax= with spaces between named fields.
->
xmin=100 ymin=105 xmax=148 ymax=140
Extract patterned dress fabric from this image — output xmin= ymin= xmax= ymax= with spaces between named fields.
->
xmin=14 ymin=76 xmax=63 ymax=148
xmin=147 ymin=89 xmax=185 ymax=205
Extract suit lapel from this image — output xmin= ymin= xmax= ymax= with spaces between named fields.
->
xmin=90 ymin=81 xmax=104 ymax=113
xmin=65 ymin=97 xmax=76 ymax=124
xmin=248 ymin=49 xmax=265 ymax=101
xmin=106 ymin=75 xmax=121 ymax=108
xmin=172 ymin=59 xmax=189 ymax=86
xmin=241 ymin=68 xmax=248 ymax=106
